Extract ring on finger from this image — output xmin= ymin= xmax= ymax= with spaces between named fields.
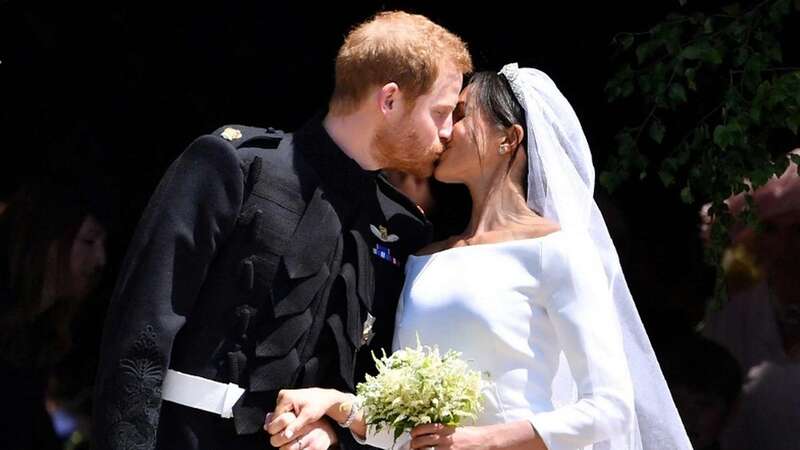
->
xmin=425 ymin=447 xmax=436 ymax=450
xmin=295 ymin=438 xmax=304 ymax=450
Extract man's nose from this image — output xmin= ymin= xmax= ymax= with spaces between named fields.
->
xmin=439 ymin=117 xmax=453 ymax=143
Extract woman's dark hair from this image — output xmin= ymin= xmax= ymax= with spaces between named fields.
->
xmin=465 ymin=71 xmax=528 ymax=196
xmin=0 ymin=177 xmax=111 ymax=368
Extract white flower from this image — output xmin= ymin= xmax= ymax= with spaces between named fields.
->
xmin=356 ymin=336 xmax=484 ymax=441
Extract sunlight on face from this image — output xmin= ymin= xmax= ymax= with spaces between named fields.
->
xmin=374 ymin=63 xmax=462 ymax=178
xmin=433 ymin=85 xmax=493 ymax=184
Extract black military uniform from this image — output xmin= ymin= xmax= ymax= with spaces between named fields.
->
xmin=93 ymin=115 xmax=432 ymax=450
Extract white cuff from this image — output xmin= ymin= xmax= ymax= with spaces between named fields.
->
xmin=351 ymin=425 xmax=411 ymax=449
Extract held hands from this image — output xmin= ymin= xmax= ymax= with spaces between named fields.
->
xmin=265 ymin=410 xmax=337 ymax=450
xmin=264 ymin=388 xmax=351 ymax=449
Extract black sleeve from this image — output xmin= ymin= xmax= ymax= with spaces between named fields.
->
xmin=92 ymin=135 xmax=245 ymax=450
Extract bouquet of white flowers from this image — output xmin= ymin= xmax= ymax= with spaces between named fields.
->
xmin=355 ymin=338 xmax=484 ymax=440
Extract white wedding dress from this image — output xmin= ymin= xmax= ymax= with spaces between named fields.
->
xmin=360 ymin=230 xmax=635 ymax=450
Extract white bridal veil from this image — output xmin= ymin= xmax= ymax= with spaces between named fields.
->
xmin=499 ymin=63 xmax=692 ymax=450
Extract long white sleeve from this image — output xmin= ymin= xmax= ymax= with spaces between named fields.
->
xmin=353 ymin=425 xmax=411 ymax=449
xmin=529 ymin=234 xmax=634 ymax=450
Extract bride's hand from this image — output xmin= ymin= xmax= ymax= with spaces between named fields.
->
xmin=266 ymin=411 xmax=338 ymax=450
xmin=409 ymin=424 xmax=488 ymax=450
xmin=265 ymin=388 xmax=348 ymax=439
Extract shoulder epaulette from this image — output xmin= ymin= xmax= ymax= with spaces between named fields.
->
xmin=213 ymin=124 xmax=285 ymax=150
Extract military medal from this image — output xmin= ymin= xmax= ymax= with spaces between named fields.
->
xmin=372 ymin=243 xmax=398 ymax=266
xmin=370 ymin=224 xmax=399 ymax=243
xmin=370 ymin=224 xmax=399 ymax=266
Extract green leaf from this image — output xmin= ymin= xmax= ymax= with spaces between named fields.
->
xmin=769 ymin=0 xmax=793 ymax=23
xmin=776 ymin=153 xmax=791 ymax=175
xmin=639 ymin=75 xmax=654 ymax=94
xmin=669 ymin=83 xmax=688 ymax=104
xmin=750 ymin=107 xmax=762 ymax=124
xmin=707 ymin=48 xmax=723 ymax=65
xmin=728 ymin=23 xmax=747 ymax=43
xmin=636 ymin=40 xmax=661 ymax=64
xmin=689 ymin=12 xmax=704 ymax=25
xmin=649 ymin=120 xmax=666 ymax=144
xmin=621 ymin=80 xmax=635 ymax=98
xmin=744 ymin=57 xmax=765 ymax=91
xmin=659 ymin=169 xmax=676 ymax=186
xmin=663 ymin=156 xmax=680 ymax=171
xmin=620 ymin=34 xmax=635 ymax=49
xmin=681 ymin=43 xmax=719 ymax=63
xmin=681 ymin=185 xmax=695 ymax=204
xmin=616 ymin=131 xmax=636 ymax=155
xmin=767 ymin=46 xmax=783 ymax=63
xmin=733 ymin=47 xmax=749 ymax=67
xmin=685 ymin=67 xmax=698 ymax=90
xmin=750 ymin=165 xmax=772 ymax=188
xmin=753 ymin=81 xmax=771 ymax=107
xmin=704 ymin=17 xmax=714 ymax=34
xmin=677 ymin=145 xmax=691 ymax=165
xmin=713 ymin=125 xmax=730 ymax=148
xmin=664 ymin=27 xmax=683 ymax=54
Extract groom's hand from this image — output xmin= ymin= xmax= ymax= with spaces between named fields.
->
xmin=268 ymin=388 xmax=339 ymax=438
xmin=266 ymin=411 xmax=338 ymax=450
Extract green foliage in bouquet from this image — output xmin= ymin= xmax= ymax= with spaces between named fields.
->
xmin=356 ymin=338 xmax=484 ymax=441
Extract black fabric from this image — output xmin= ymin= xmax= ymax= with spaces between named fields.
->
xmin=93 ymin=118 xmax=432 ymax=450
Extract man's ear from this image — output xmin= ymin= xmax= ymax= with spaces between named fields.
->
xmin=378 ymin=82 xmax=400 ymax=115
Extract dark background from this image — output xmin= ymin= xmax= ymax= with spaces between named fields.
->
xmin=3 ymin=0 xmax=775 ymax=336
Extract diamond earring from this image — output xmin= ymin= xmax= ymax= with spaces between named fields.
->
xmin=498 ymin=144 xmax=509 ymax=155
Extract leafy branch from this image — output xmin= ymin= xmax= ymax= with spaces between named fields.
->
xmin=604 ymin=0 xmax=800 ymax=302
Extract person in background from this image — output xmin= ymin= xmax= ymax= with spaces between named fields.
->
xmin=702 ymin=149 xmax=800 ymax=450
xmin=0 ymin=177 xmax=109 ymax=450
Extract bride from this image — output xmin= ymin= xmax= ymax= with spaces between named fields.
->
xmin=264 ymin=64 xmax=692 ymax=450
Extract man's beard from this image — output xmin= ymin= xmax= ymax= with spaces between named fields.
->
xmin=372 ymin=119 xmax=442 ymax=178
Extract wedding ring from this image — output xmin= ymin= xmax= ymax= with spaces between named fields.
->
xmin=425 ymin=447 xmax=436 ymax=450
xmin=295 ymin=438 xmax=304 ymax=450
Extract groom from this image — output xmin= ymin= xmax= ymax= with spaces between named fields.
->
xmin=93 ymin=10 xmax=472 ymax=450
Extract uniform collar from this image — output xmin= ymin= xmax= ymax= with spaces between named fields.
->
xmin=294 ymin=113 xmax=378 ymax=198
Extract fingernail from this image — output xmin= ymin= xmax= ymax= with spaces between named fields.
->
xmin=285 ymin=429 xmax=294 ymax=439
xmin=265 ymin=413 xmax=273 ymax=423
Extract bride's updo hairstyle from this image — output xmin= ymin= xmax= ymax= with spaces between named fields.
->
xmin=463 ymin=71 xmax=529 ymax=197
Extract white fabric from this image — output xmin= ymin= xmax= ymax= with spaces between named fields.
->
xmin=161 ymin=369 xmax=245 ymax=419
xmin=361 ymin=232 xmax=634 ymax=450
xmin=359 ymin=64 xmax=691 ymax=449
xmin=499 ymin=63 xmax=691 ymax=449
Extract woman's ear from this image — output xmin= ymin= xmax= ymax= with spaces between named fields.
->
xmin=508 ymin=124 xmax=525 ymax=150
xmin=501 ymin=124 xmax=525 ymax=150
